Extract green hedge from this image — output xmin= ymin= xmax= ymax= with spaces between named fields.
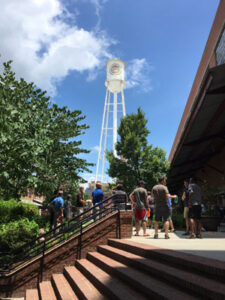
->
xmin=0 ymin=199 xmax=39 ymax=223
xmin=0 ymin=218 xmax=39 ymax=252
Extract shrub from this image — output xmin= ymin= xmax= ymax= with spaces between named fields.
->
xmin=0 ymin=199 xmax=39 ymax=224
xmin=172 ymin=213 xmax=185 ymax=229
xmin=0 ymin=218 xmax=39 ymax=253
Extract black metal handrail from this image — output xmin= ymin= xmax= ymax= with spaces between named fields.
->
xmin=0 ymin=194 xmax=120 ymax=275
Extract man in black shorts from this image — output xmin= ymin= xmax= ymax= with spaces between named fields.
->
xmin=152 ymin=176 xmax=177 ymax=239
xmin=187 ymin=178 xmax=202 ymax=239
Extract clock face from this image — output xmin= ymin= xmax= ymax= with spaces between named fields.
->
xmin=110 ymin=64 xmax=121 ymax=75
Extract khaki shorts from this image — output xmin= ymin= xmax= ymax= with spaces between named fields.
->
xmin=184 ymin=207 xmax=189 ymax=219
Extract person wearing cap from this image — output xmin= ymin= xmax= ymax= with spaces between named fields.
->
xmin=152 ymin=176 xmax=177 ymax=239
xmin=49 ymin=190 xmax=64 ymax=229
xmin=131 ymin=180 xmax=149 ymax=236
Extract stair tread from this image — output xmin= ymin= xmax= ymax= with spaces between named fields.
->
xmin=76 ymin=258 xmax=147 ymax=300
xmin=26 ymin=289 xmax=39 ymax=300
xmin=108 ymin=238 xmax=225 ymax=279
xmin=98 ymin=244 xmax=225 ymax=297
xmin=64 ymin=266 xmax=107 ymax=300
xmin=52 ymin=273 xmax=78 ymax=300
xmin=88 ymin=251 xmax=198 ymax=300
xmin=39 ymin=281 xmax=56 ymax=300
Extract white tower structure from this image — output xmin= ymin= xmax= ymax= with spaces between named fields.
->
xmin=95 ymin=59 xmax=126 ymax=182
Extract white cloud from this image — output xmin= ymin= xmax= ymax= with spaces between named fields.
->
xmin=125 ymin=58 xmax=153 ymax=93
xmin=92 ymin=145 xmax=100 ymax=152
xmin=0 ymin=0 xmax=113 ymax=95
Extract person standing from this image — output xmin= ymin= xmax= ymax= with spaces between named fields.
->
xmin=182 ymin=179 xmax=190 ymax=235
xmin=168 ymin=197 xmax=175 ymax=232
xmin=147 ymin=192 xmax=154 ymax=228
xmin=152 ymin=176 xmax=177 ymax=239
xmin=50 ymin=190 xmax=64 ymax=229
xmin=92 ymin=182 xmax=104 ymax=220
xmin=112 ymin=184 xmax=128 ymax=210
xmin=187 ymin=178 xmax=202 ymax=239
xmin=64 ymin=194 xmax=72 ymax=221
xmin=76 ymin=186 xmax=87 ymax=217
xmin=131 ymin=180 xmax=149 ymax=237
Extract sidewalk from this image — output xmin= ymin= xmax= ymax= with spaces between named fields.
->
xmin=127 ymin=228 xmax=225 ymax=262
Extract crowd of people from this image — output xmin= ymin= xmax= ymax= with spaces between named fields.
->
xmin=129 ymin=176 xmax=203 ymax=239
xmin=48 ymin=176 xmax=204 ymax=239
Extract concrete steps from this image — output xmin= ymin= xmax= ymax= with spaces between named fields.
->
xmin=25 ymin=289 xmax=38 ymax=300
xmin=98 ymin=244 xmax=225 ymax=299
xmin=108 ymin=238 xmax=225 ymax=283
xmin=87 ymin=251 xmax=197 ymax=300
xmin=26 ymin=238 xmax=225 ymax=300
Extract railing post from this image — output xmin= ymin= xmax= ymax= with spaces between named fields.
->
xmin=78 ymin=221 xmax=83 ymax=260
xmin=39 ymin=239 xmax=45 ymax=282
xmin=117 ymin=209 xmax=121 ymax=239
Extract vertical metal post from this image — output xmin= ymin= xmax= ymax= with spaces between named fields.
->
xmin=96 ymin=89 xmax=109 ymax=182
xmin=101 ymin=91 xmax=111 ymax=182
xmin=117 ymin=209 xmax=121 ymax=239
xmin=121 ymin=88 xmax=126 ymax=117
xmin=113 ymin=92 xmax=117 ymax=157
xmin=40 ymin=240 xmax=45 ymax=282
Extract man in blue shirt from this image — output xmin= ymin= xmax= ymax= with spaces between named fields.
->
xmin=50 ymin=190 xmax=64 ymax=229
xmin=92 ymin=182 xmax=104 ymax=220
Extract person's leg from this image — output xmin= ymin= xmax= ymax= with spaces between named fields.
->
xmin=154 ymin=209 xmax=159 ymax=238
xmin=185 ymin=217 xmax=189 ymax=232
xmin=154 ymin=221 xmax=159 ymax=235
xmin=164 ymin=220 xmax=169 ymax=236
xmin=135 ymin=220 xmax=140 ymax=235
xmin=197 ymin=220 xmax=201 ymax=235
xmin=170 ymin=219 xmax=175 ymax=231
xmin=142 ymin=220 xmax=147 ymax=235
xmin=196 ymin=205 xmax=202 ymax=237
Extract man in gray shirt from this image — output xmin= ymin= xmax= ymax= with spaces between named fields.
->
xmin=152 ymin=176 xmax=177 ymax=239
xmin=131 ymin=180 xmax=149 ymax=237
xmin=188 ymin=178 xmax=202 ymax=238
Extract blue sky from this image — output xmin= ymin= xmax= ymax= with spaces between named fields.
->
xmin=0 ymin=0 xmax=220 ymax=182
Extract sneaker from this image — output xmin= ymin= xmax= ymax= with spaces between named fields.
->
xmin=182 ymin=232 xmax=190 ymax=236
xmin=154 ymin=234 xmax=158 ymax=239
xmin=170 ymin=229 xmax=176 ymax=232
xmin=196 ymin=234 xmax=203 ymax=239
xmin=165 ymin=234 xmax=170 ymax=239
xmin=186 ymin=234 xmax=196 ymax=239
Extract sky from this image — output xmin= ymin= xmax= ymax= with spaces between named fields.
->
xmin=0 ymin=0 xmax=220 ymax=182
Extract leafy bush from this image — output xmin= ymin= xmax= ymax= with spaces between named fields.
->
xmin=0 ymin=199 xmax=39 ymax=224
xmin=172 ymin=213 xmax=185 ymax=229
xmin=0 ymin=218 xmax=39 ymax=252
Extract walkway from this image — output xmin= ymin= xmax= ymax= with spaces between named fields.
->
xmin=127 ymin=228 xmax=225 ymax=262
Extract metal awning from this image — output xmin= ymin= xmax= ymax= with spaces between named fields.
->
xmin=168 ymin=63 xmax=225 ymax=190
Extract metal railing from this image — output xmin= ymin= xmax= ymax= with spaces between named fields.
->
xmin=0 ymin=195 xmax=122 ymax=277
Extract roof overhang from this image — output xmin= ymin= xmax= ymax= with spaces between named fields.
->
xmin=168 ymin=63 xmax=225 ymax=189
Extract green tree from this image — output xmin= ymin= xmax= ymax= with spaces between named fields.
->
xmin=0 ymin=60 xmax=91 ymax=199
xmin=107 ymin=108 xmax=169 ymax=193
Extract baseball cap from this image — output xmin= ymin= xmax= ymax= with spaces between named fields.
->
xmin=139 ymin=180 xmax=146 ymax=185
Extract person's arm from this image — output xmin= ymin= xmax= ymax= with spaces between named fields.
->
xmin=166 ymin=193 xmax=177 ymax=199
xmin=181 ymin=192 xmax=186 ymax=201
xmin=145 ymin=195 xmax=149 ymax=209
xmin=188 ymin=189 xmax=194 ymax=207
xmin=60 ymin=206 xmax=64 ymax=217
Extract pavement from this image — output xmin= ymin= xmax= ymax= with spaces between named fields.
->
xmin=127 ymin=228 xmax=225 ymax=262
